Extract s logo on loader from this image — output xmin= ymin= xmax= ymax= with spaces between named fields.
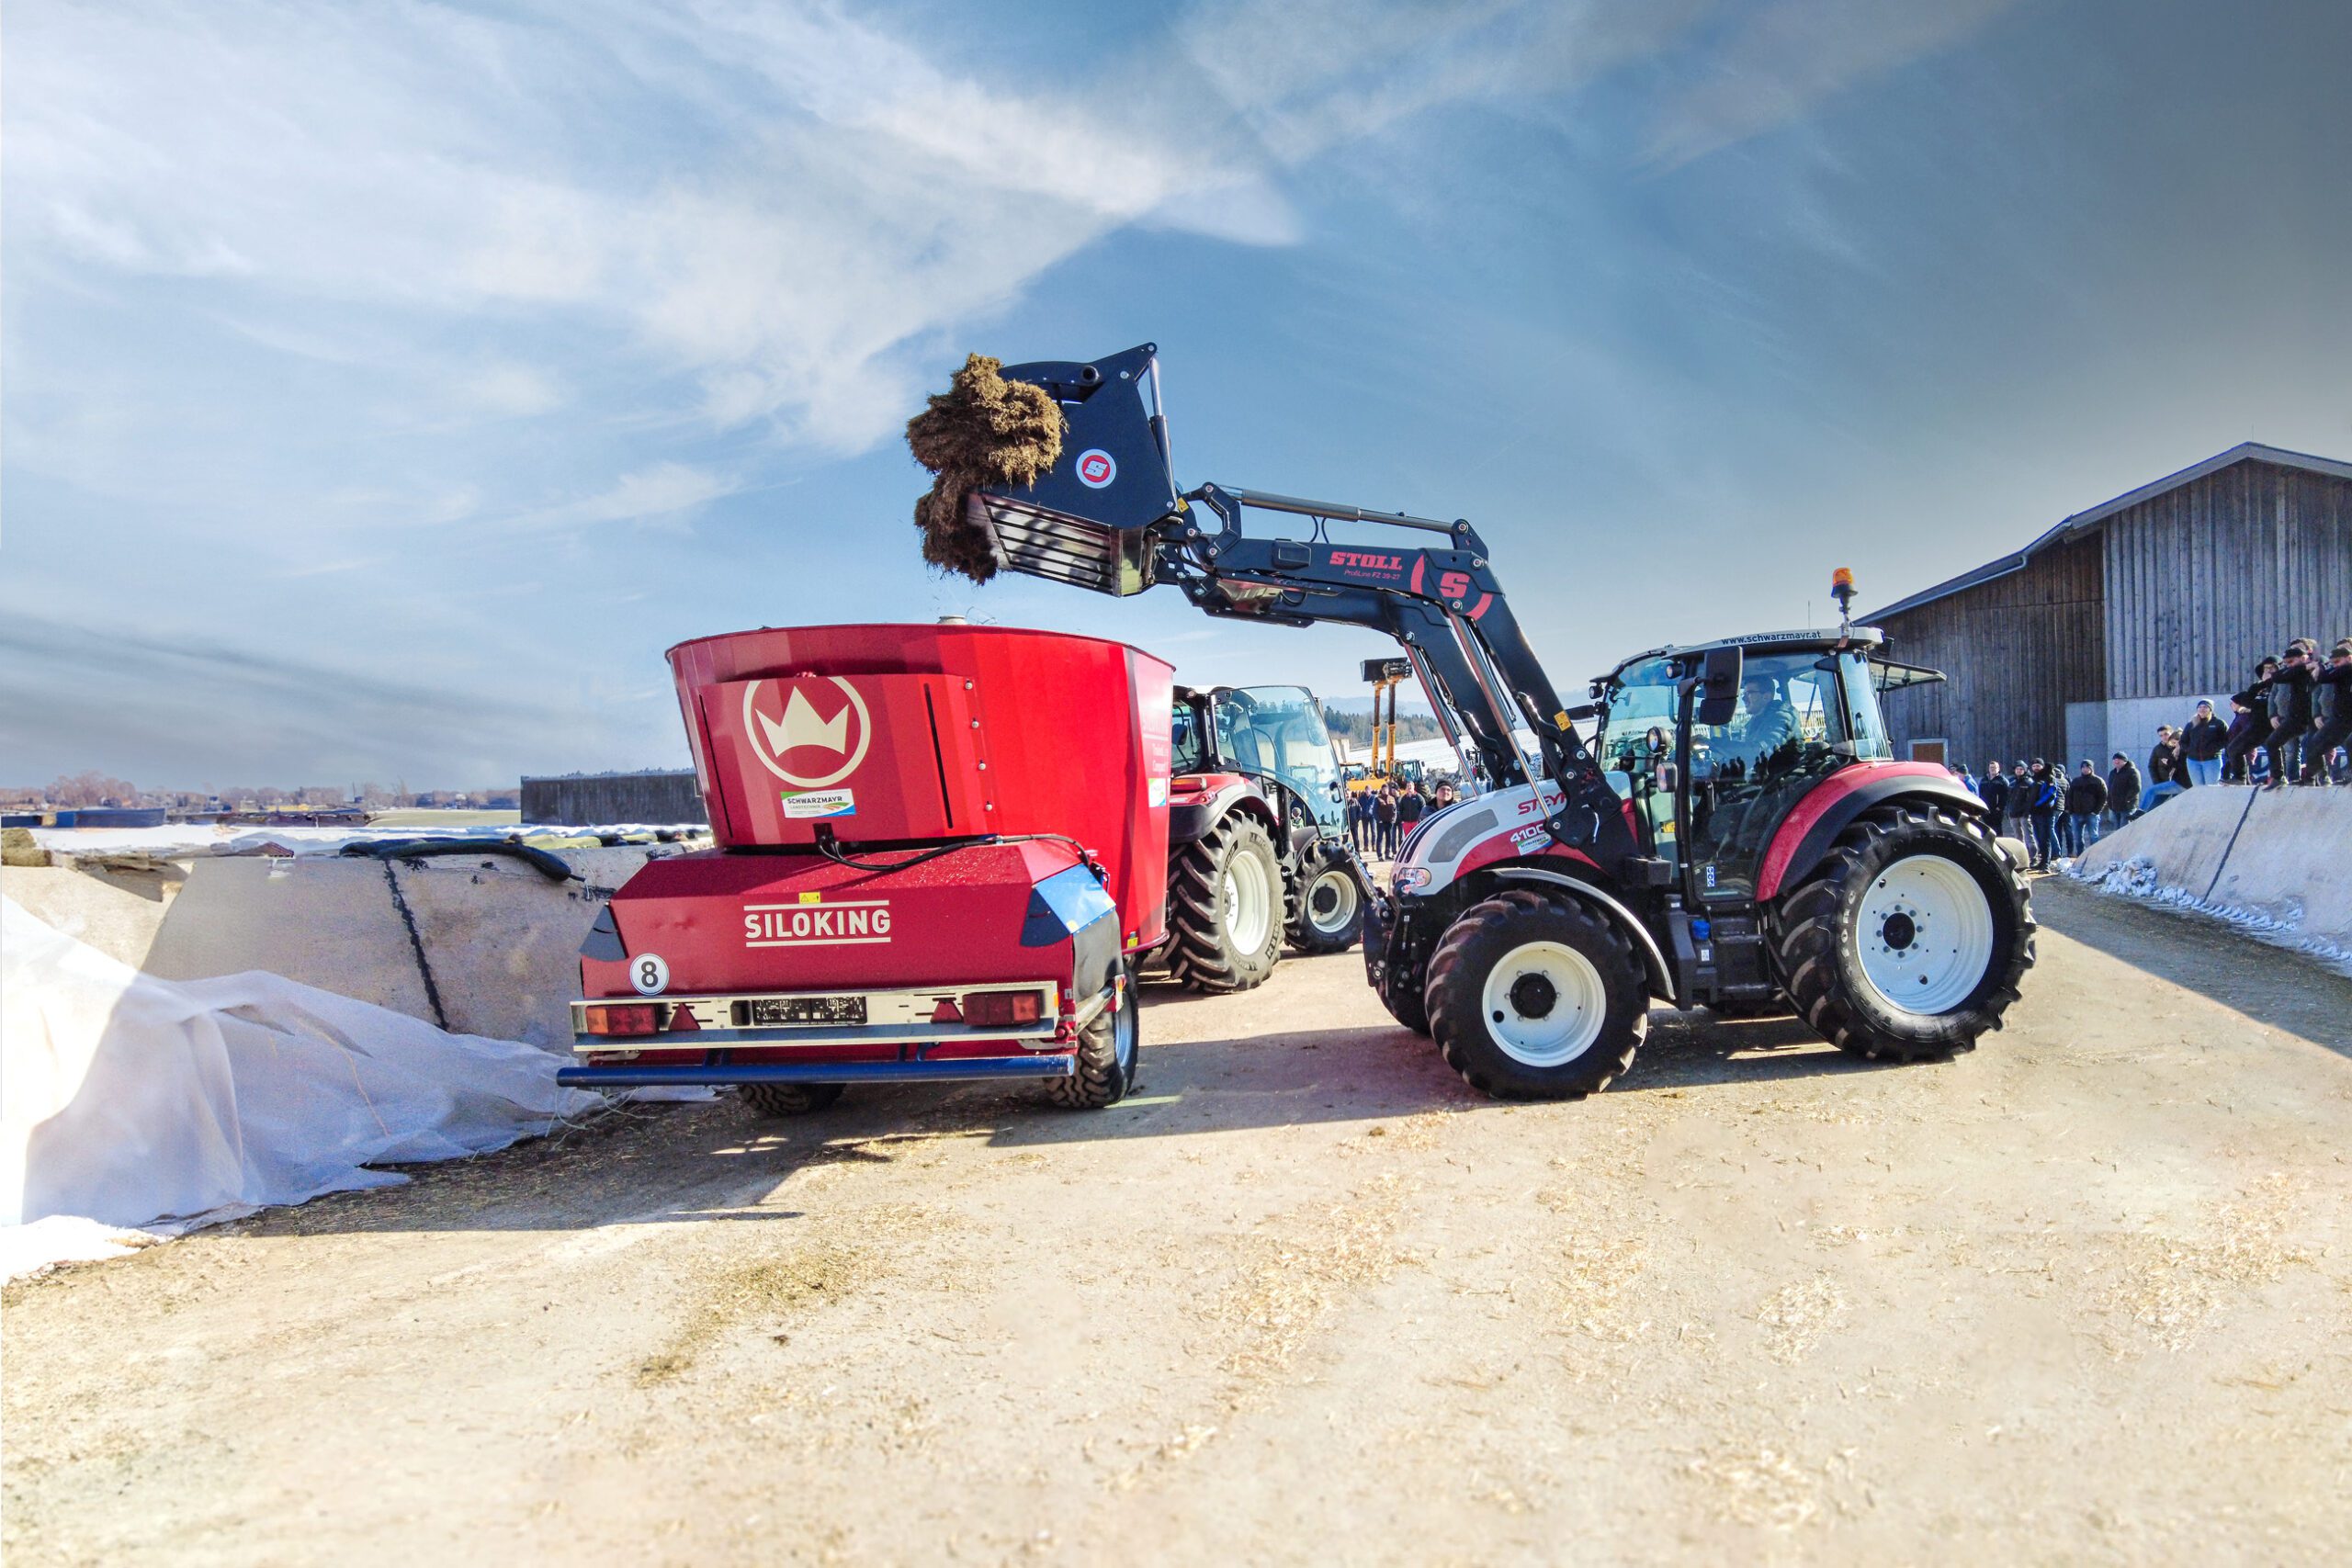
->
xmin=1076 ymin=449 xmax=1117 ymax=489
xmin=742 ymin=677 xmax=872 ymax=788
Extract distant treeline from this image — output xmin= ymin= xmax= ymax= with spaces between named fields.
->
xmin=1321 ymin=710 xmax=1445 ymax=745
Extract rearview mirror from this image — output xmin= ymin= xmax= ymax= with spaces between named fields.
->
xmin=1695 ymin=645 xmax=1743 ymax=728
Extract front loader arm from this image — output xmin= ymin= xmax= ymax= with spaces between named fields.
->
xmin=1159 ymin=485 xmax=1624 ymax=856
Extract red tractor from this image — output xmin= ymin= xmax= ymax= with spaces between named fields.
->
xmin=561 ymin=623 xmax=1172 ymax=1111
xmin=1160 ymin=683 xmax=1370 ymax=993
xmin=959 ymin=344 xmax=2038 ymax=1100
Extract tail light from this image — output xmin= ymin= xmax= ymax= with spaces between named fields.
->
xmin=961 ymin=989 xmax=1046 ymax=1029
xmin=582 ymin=1003 xmax=661 ymax=1037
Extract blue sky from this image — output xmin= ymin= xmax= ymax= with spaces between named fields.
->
xmin=6 ymin=0 xmax=2348 ymax=789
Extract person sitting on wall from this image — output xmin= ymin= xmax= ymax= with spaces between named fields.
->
xmin=2298 ymin=639 xmax=2352 ymax=785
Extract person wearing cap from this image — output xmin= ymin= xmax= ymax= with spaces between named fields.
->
xmin=2105 ymin=751 xmax=2142 ymax=830
xmin=2297 ymin=638 xmax=2352 ymax=785
xmin=2223 ymin=656 xmax=2280 ymax=783
xmin=2178 ymin=700 xmax=2228 ymax=787
xmin=2258 ymin=640 xmax=2320 ymax=789
xmin=2064 ymin=760 xmax=2108 ymax=852
xmin=2006 ymin=758 xmax=2034 ymax=837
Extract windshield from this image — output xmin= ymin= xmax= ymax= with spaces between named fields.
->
xmin=1596 ymin=658 xmax=1679 ymax=780
xmin=1842 ymin=651 xmax=1894 ymax=761
xmin=1215 ymin=686 xmax=1347 ymax=831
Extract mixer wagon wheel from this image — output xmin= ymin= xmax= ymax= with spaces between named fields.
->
xmin=738 ymin=1082 xmax=845 ymax=1117
xmin=1165 ymin=813 xmax=1286 ymax=994
xmin=1048 ymin=964 xmax=1140 ymax=1110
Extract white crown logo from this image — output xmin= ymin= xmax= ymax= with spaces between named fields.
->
xmin=757 ymin=688 xmax=851 ymax=757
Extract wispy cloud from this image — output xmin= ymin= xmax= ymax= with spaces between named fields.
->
xmin=1645 ymin=0 xmax=2030 ymax=168
xmin=498 ymin=462 xmax=743 ymax=535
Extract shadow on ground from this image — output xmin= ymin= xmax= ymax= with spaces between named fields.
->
xmin=2029 ymin=874 xmax=2352 ymax=1057
xmin=223 ymin=996 xmax=1889 ymax=1241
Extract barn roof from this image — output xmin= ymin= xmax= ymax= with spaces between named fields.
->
xmin=1868 ymin=442 xmax=2352 ymax=621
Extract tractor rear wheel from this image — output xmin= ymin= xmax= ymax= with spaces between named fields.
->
xmin=1766 ymin=801 xmax=2034 ymax=1062
xmin=1166 ymin=814 xmax=1285 ymax=993
xmin=1287 ymin=849 xmax=1368 ymax=954
xmin=1425 ymin=890 xmax=1648 ymax=1099
xmin=738 ymin=1082 xmax=844 ymax=1117
xmin=1047 ymin=966 xmax=1139 ymax=1109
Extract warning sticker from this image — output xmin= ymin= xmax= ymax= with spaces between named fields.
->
xmin=1076 ymin=448 xmax=1116 ymax=489
xmin=781 ymin=788 xmax=856 ymax=818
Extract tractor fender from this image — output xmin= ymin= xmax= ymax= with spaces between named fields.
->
xmin=1487 ymin=865 xmax=1677 ymax=1005
xmin=1167 ymin=773 xmax=1275 ymax=846
xmin=1756 ymin=764 xmax=1985 ymax=901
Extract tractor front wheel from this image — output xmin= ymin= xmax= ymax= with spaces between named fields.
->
xmin=1166 ymin=814 xmax=1285 ymax=993
xmin=1287 ymin=849 xmax=1369 ymax=954
xmin=1425 ymin=890 xmax=1649 ymax=1099
xmin=1766 ymin=802 xmax=2034 ymax=1061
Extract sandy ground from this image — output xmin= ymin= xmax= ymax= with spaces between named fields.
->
xmin=6 ymin=876 xmax=2350 ymax=1566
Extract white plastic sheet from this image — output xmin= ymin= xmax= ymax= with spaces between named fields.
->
xmin=2 ymin=897 xmax=601 ymax=1276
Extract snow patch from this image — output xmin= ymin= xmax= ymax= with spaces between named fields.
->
xmin=2064 ymin=855 xmax=2352 ymax=977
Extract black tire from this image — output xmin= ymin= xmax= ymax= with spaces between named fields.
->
xmin=1046 ymin=967 xmax=1139 ymax=1109
xmin=1425 ymin=890 xmax=1649 ymax=1100
xmin=1766 ymin=801 xmax=2035 ymax=1062
xmin=1286 ymin=848 xmax=1369 ymax=954
xmin=1381 ymin=967 xmax=1431 ymax=1035
xmin=737 ymin=1081 xmax=844 ymax=1117
xmin=1165 ymin=813 xmax=1286 ymax=994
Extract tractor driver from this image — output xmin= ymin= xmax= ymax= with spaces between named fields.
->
xmin=1724 ymin=671 xmax=1803 ymax=769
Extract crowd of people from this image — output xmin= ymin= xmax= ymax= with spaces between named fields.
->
xmin=1953 ymin=637 xmax=2352 ymax=870
xmin=1348 ymin=777 xmax=1462 ymax=859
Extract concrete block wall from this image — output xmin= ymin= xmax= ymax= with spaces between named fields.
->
xmin=6 ymin=845 xmax=678 ymax=1049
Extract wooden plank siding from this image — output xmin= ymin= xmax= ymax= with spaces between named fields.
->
xmin=2102 ymin=460 xmax=2352 ymax=695
xmin=1876 ymin=457 xmax=2351 ymax=772
xmin=1877 ymin=536 xmax=2106 ymax=772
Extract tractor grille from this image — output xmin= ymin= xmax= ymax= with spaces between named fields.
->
xmin=968 ymin=493 xmax=1156 ymax=598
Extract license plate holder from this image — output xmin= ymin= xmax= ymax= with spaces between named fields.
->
xmin=747 ymin=996 xmax=867 ymax=1027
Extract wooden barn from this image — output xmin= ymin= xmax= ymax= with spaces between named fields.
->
xmin=1868 ymin=443 xmax=2352 ymax=774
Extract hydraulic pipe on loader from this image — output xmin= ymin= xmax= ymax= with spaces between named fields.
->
xmin=961 ymin=346 xmax=1635 ymax=873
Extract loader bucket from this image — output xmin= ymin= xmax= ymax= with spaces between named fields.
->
xmin=968 ymin=344 xmax=1180 ymax=596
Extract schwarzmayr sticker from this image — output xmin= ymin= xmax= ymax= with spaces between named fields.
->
xmin=781 ymin=787 xmax=856 ymax=818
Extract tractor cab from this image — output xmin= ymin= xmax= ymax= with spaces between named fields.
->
xmin=1592 ymin=628 xmax=1937 ymax=907
xmin=1172 ymin=684 xmax=1350 ymax=836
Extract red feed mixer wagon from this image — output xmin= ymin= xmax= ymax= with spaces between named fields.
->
xmin=563 ymin=623 xmax=1173 ymax=1111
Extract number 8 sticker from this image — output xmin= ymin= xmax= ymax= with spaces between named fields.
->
xmin=630 ymin=953 xmax=671 ymax=997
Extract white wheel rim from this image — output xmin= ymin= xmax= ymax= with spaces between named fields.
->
xmin=1854 ymin=852 xmax=1996 ymax=1017
xmin=1306 ymin=867 xmax=1359 ymax=934
xmin=1479 ymin=941 xmax=1607 ymax=1066
xmin=1224 ymin=851 xmax=1274 ymax=955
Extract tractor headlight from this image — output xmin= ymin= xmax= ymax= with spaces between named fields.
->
xmin=1393 ymin=866 xmax=1431 ymax=893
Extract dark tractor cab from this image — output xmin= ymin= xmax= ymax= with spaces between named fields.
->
xmin=1586 ymin=628 xmax=2007 ymax=1014
xmin=1594 ymin=630 xmax=1910 ymax=905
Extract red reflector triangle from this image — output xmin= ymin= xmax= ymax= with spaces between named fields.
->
xmin=667 ymin=1005 xmax=700 ymax=1032
xmin=931 ymin=999 xmax=962 ymax=1022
